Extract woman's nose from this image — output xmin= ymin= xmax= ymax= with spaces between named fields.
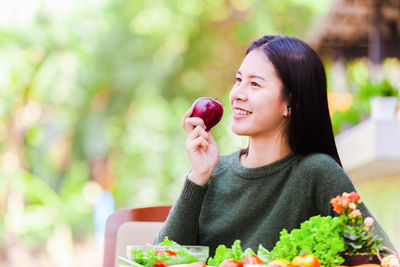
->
xmin=231 ymin=84 xmax=248 ymax=102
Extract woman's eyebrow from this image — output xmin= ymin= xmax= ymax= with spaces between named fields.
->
xmin=250 ymin=74 xmax=266 ymax=81
xmin=237 ymin=71 xmax=265 ymax=81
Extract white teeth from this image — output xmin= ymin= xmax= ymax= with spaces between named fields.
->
xmin=234 ymin=109 xmax=251 ymax=115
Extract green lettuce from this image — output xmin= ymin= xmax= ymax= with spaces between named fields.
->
xmin=159 ymin=237 xmax=178 ymax=246
xmin=269 ymin=215 xmax=347 ymax=267
xmin=207 ymin=240 xmax=255 ymax=266
xmin=257 ymin=244 xmax=272 ymax=263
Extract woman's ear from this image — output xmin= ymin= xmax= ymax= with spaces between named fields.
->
xmin=282 ymin=91 xmax=292 ymax=117
xmin=283 ymin=106 xmax=291 ymax=117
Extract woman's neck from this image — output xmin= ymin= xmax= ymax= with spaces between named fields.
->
xmin=241 ymin=133 xmax=292 ymax=168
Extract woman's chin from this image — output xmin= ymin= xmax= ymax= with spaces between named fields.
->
xmin=231 ymin=125 xmax=249 ymax=136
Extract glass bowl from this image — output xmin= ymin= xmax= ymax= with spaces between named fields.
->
xmin=127 ymin=245 xmax=209 ymax=262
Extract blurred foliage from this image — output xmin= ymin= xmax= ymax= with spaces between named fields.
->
xmin=357 ymin=79 xmax=399 ymax=99
xmin=330 ymin=59 xmax=400 ymax=134
xmin=0 ymin=0 xmax=339 ymax=264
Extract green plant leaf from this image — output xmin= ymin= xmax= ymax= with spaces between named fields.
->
xmin=343 ymin=231 xmax=358 ymax=241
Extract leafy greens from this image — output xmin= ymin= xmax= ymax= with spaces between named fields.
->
xmin=269 ymin=215 xmax=347 ymax=267
xmin=207 ymin=240 xmax=255 ymax=266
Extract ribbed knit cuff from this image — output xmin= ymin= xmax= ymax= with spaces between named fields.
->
xmin=179 ymin=177 xmax=208 ymax=203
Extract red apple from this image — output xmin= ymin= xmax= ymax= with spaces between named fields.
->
xmin=191 ymin=97 xmax=223 ymax=130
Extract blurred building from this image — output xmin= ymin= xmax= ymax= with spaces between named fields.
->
xmin=309 ymin=0 xmax=400 ymax=64
xmin=309 ymin=0 xmax=400 ymax=251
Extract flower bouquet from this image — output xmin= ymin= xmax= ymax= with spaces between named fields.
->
xmin=330 ymin=192 xmax=382 ymax=265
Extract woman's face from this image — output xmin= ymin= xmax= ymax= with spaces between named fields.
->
xmin=229 ymin=49 xmax=289 ymax=138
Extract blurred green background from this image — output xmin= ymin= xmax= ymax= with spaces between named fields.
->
xmin=1 ymin=0 xmax=399 ymax=266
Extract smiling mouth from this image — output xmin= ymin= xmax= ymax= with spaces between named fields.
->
xmin=234 ymin=108 xmax=252 ymax=115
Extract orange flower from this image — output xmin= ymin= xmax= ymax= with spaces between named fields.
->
xmin=340 ymin=197 xmax=350 ymax=207
xmin=348 ymin=192 xmax=361 ymax=203
xmin=342 ymin=192 xmax=350 ymax=198
xmin=333 ymin=204 xmax=345 ymax=213
xmin=330 ymin=192 xmax=362 ymax=215
xmin=330 ymin=196 xmax=345 ymax=213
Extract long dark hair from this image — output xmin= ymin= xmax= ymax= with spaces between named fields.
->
xmin=246 ymin=35 xmax=342 ymax=167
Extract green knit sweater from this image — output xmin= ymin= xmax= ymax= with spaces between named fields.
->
xmin=155 ymin=150 xmax=395 ymax=255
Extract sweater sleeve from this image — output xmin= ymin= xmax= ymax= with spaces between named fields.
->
xmin=154 ymin=177 xmax=208 ymax=245
xmin=311 ymin=154 xmax=397 ymax=253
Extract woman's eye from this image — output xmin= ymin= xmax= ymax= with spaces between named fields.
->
xmin=236 ymin=77 xmax=242 ymax=83
xmin=251 ymin=81 xmax=260 ymax=87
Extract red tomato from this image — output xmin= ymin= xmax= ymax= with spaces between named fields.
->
xmin=240 ymin=255 xmax=265 ymax=265
xmin=219 ymin=259 xmax=244 ymax=267
xmin=154 ymin=249 xmax=177 ymax=257
xmin=187 ymin=262 xmax=207 ymax=267
xmin=154 ymin=261 xmax=169 ymax=267
xmin=292 ymin=255 xmax=321 ymax=267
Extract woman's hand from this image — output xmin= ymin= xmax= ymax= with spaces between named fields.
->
xmin=182 ymin=107 xmax=220 ymax=186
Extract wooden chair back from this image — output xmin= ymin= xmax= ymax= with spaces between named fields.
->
xmin=103 ymin=205 xmax=172 ymax=267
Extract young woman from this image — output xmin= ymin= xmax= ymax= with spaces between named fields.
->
xmin=155 ymin=35 xmax=395 ymax=254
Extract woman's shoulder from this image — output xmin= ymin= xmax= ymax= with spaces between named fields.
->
xmin=297 ymin=153 xmax=340 ymax=169
xmin=298 ymin=154 xmax=357 ymax=203
xmin=295 ymin=153 xmax=345 ymax=179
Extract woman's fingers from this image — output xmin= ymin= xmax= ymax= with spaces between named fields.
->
xmin=186 ymin=136 xmax=209 ymax=152
xmin=184 ymin=106 xmax=194 ymax=118
xmin=182 ymin=117 xmax=206 ymax=134
xmin=207 ymin=130 xmax=216 ymax=143
xmin=182 ymin=106 xmax=207 ymax=134
xmin=186 ymin=126 xmax=209 ymax=151
xmin=187 ymin=125 xmax=208 ymax=141
xmin=181 ymin=107 xmax=194 ymax=127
